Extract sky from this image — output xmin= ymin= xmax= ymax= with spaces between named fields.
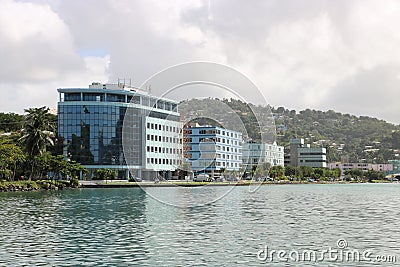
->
xmin=1 ymin=0 xmax=400 ymax=124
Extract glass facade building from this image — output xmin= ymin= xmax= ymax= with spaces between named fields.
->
xmin=58 ymin=83 xmax=182 ymax=180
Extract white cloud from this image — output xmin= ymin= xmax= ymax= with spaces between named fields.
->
xmin=0 ymin=0 xmax=109 ymax=113
xmin=1 ymin=0 xmax=400 ymax=124
xmin=0 ymin=0 xmax=82 ymax=82
xmin=180 ymin=0 xmax=400 ymax=122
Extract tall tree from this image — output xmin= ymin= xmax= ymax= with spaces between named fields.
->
xmin=0 ymin=143 xmax=25 ymax=180
xmin=20 ymin=107 xmax=55 ymax=179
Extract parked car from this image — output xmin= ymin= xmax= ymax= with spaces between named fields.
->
xmin=129 ymin=177 xmax=142 ymax=182
xmin=193 ymin=174 xmax=209 ymax=182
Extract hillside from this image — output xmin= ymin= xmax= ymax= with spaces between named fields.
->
xmin=180 ymin=98 xmax=400 ymax=163
xmin=2 ymin=100 xmax=400 ymax=163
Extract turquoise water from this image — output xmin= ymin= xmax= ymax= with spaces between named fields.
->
xmin=0 ymin=184 xmax=399 ymax=266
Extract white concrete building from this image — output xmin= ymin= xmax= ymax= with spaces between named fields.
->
xmin=185 ymin=126 xmax=242 ymax=175
xmin=288 ymin=138 xmax=327 ymax=168
xmin=242 ymin=142 xmax=284 ymax=172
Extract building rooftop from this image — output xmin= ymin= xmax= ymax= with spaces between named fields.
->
xmin=58 ymin=82 xmax=179 ymax=105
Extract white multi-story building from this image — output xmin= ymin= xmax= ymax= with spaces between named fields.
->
xmin=185 ymin=126 xmax=242 ymax=175
xmin=58 ymin=82 xmax=182 ymax=180
xmin=242 ymin=142 xmax=284 ymax=172
xmin=298 ymin=146 xmax=327 ymax=168
xmin=287 ymin=138 xmax=327 ymax=168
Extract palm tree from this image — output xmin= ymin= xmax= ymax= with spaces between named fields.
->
xmin=20 ymin=107 xmax=55 ymax=179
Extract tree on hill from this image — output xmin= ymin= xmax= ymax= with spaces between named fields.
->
xmin=0 ymin=112 xmax=24 ymax=132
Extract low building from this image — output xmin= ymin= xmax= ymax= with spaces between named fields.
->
xmin=242 ymin=142 xmax=284 ymax=172
xmin=328 ymin=163 xmax=393 ymax=174
xmin=388 ymin=160 xmax=400 ymax=175
xmin=287 ymin=138 xmax=327 ymax=168
xmin=185 ymin=125 xmax=242 ymax=176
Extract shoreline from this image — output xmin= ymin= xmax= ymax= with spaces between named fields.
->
xmin=0 ymin=180 xmax=396 ymax=192
xmin=80 ymin=180 xmax=394 ymax=188
xmin=0 ymin=180 xmax=79 ymax=192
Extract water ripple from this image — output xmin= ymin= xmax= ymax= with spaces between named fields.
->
xmin=0 ymin=185 xmax=399 ymax=266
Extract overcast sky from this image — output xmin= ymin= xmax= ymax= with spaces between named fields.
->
xmin=1 ymin=0 xmax=400 ymax=124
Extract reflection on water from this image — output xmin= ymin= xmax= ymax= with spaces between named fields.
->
xmin=0 ymin=184 xmax=400 ymax=266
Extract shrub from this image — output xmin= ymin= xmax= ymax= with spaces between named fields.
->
xmin=70 ymin=178 xmax=80 ymax=188
xmin=93 ymin=168 xmax=117 ymax=180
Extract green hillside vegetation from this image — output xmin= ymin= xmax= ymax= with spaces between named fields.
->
xmin=181 ymin=98 xmax=400 ymax=163
xmin=2 ymin=100 xmax=399 ymax=177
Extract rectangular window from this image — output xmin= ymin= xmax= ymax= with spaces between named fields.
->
xmin=64 ymin=93 xmax=81 ymax=101
xmin=107 ymin=94 xmax=125 ymax=103
xmin=132 ymin=95 xmax=140 ymax=104
xmin=83 ymin=93 xmax=104 ymax=101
